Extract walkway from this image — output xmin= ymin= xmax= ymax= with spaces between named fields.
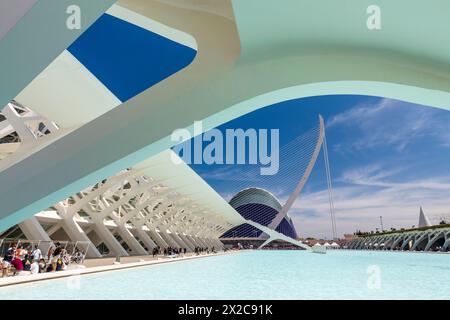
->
xmin=0 ymin=250 xmax=240 ymax=288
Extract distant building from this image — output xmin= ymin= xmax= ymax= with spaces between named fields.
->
xmin=418 ymin=206 xmax=432 ymax=228
xmin=221 ymin=188 xmax=298 ymax=240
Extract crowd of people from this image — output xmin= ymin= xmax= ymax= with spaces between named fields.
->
xmin=2 ymin=242 xmax=218 ymax=278
xmin=150 ymin=246 xmax=186 ymax=257
xmin=194 ymin=246 xmax=215 ymax=255
xmin=0 ymin=242 xmax=84 ymax=278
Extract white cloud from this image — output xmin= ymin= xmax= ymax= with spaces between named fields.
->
xmin=327 ymin=98 xmax=450 ymax=152
xmin=327 ymin=98 xmax=392 ymax=128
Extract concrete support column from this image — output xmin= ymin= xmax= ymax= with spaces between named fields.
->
xmin=158 ymin=230 xmax=179 ymax=248
xmin=19 ymin=217 xmax=51 ymax=241
xmin=204 ymin=238 xmax=215 ymax=249
xmin=200 ymin=237 xmax=210 ymax=248
xmin=169 ymin=232 xmax=187 ymax=249
xmin=195 ymin=236 xmax=208 ymax=248
xmin=204 ymin=236 xmax=216 ymax=248
xmin=60 ymin=217 xmax=102 ymax=258
xmin=176 ymin=234 xmax=194 ymax=251
xmin=200 ymin=237 xmax=212 ymax=248
xmin=401 ymin=234 xmax=415 ymax=250
xmin=188 ymin=236 xmax=201 ymax=248
xmin=86 ymin=230 xmax=104 ymax=247
xmin=212 ymin=238 xmax=224 ymax=250
xmin=148 ymin=230 xmax=169 ymax=248
xmin=116 ymin=224 xmax=148 ymax=255
xmin=390 ymin=236 xmax=403 ymax=250
xmin=186 ymin=235 xmax=201 ymax=248
xmin=54 ymin=203 xmax=103 ymax=258
xmin=94 ymin=223 xmax=128 ymax=257
xmin=179 ymin=234 xmax=195 ymax=251
xmin=442 ymin=237 xmax=450 ymax=251
xmin=168 ymin=232 xmax=186 ymax=249
xmin=18 ymin=217 xmax=53 ymax=254
xmin=134 ymin=227 xmax=157 ymax=251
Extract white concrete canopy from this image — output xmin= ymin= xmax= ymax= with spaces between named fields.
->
xmin=1 ymin=0 xmax=450 ymax=236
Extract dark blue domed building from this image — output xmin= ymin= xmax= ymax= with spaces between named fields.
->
xmin=221 ymin=188 xmax=298 ymax=240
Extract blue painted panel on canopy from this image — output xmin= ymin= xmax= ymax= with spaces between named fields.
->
xmin=68 ymin=13 xmax=196 ymax=102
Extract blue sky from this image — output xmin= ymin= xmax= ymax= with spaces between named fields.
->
xmin=185 ymin=95 xmax=450 ymax=239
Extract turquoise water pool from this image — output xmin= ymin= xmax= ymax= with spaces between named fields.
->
xmin=1 ymin=250 xmax=449 ymax=299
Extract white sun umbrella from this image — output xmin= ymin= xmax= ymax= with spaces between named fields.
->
xmin=331 ymin=242 xmax=339 ymax=247
xmin=323 ymin=242 xmax=331 ymax=247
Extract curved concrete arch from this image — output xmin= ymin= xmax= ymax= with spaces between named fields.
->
xmin=442 ymin=236 xmax=450 ymax=252
xmin=400 ymin=233 xmax=418 ymax=251
xmin=390 ymin=235 xmax=405 ymax=250
xmin=2 ymin=0 xmax=450 ymax=231
xmin=351 ymin=239 xmax=363 ymax=249
xmin=378 ymin=236 xmax=391 ymax=250
xmin=411 ymin=233 xmax=430 ymax=251
xmin=424 ymin=231 xmax=446 ymax=252
xmin=3 ymin=80 xmax=450 ymax=231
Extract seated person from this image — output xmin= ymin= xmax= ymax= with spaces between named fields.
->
xmin=38 ymin=259 xmax=47 ymax=273
xmin=22 ymin=257 xmax=32 ymax=271
xmin=73 ymin=250 xmax=83 ymax=263
xmin=30 ymin=260 xmax=39 ymax=275
xmin=61 ymin=252 xmax=70 ymax=269
xmin=55 ymin=257 xmax=63 ymax=271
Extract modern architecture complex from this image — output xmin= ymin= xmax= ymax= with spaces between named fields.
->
xmin=2 ymin=0 xmax=450 ymax=260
